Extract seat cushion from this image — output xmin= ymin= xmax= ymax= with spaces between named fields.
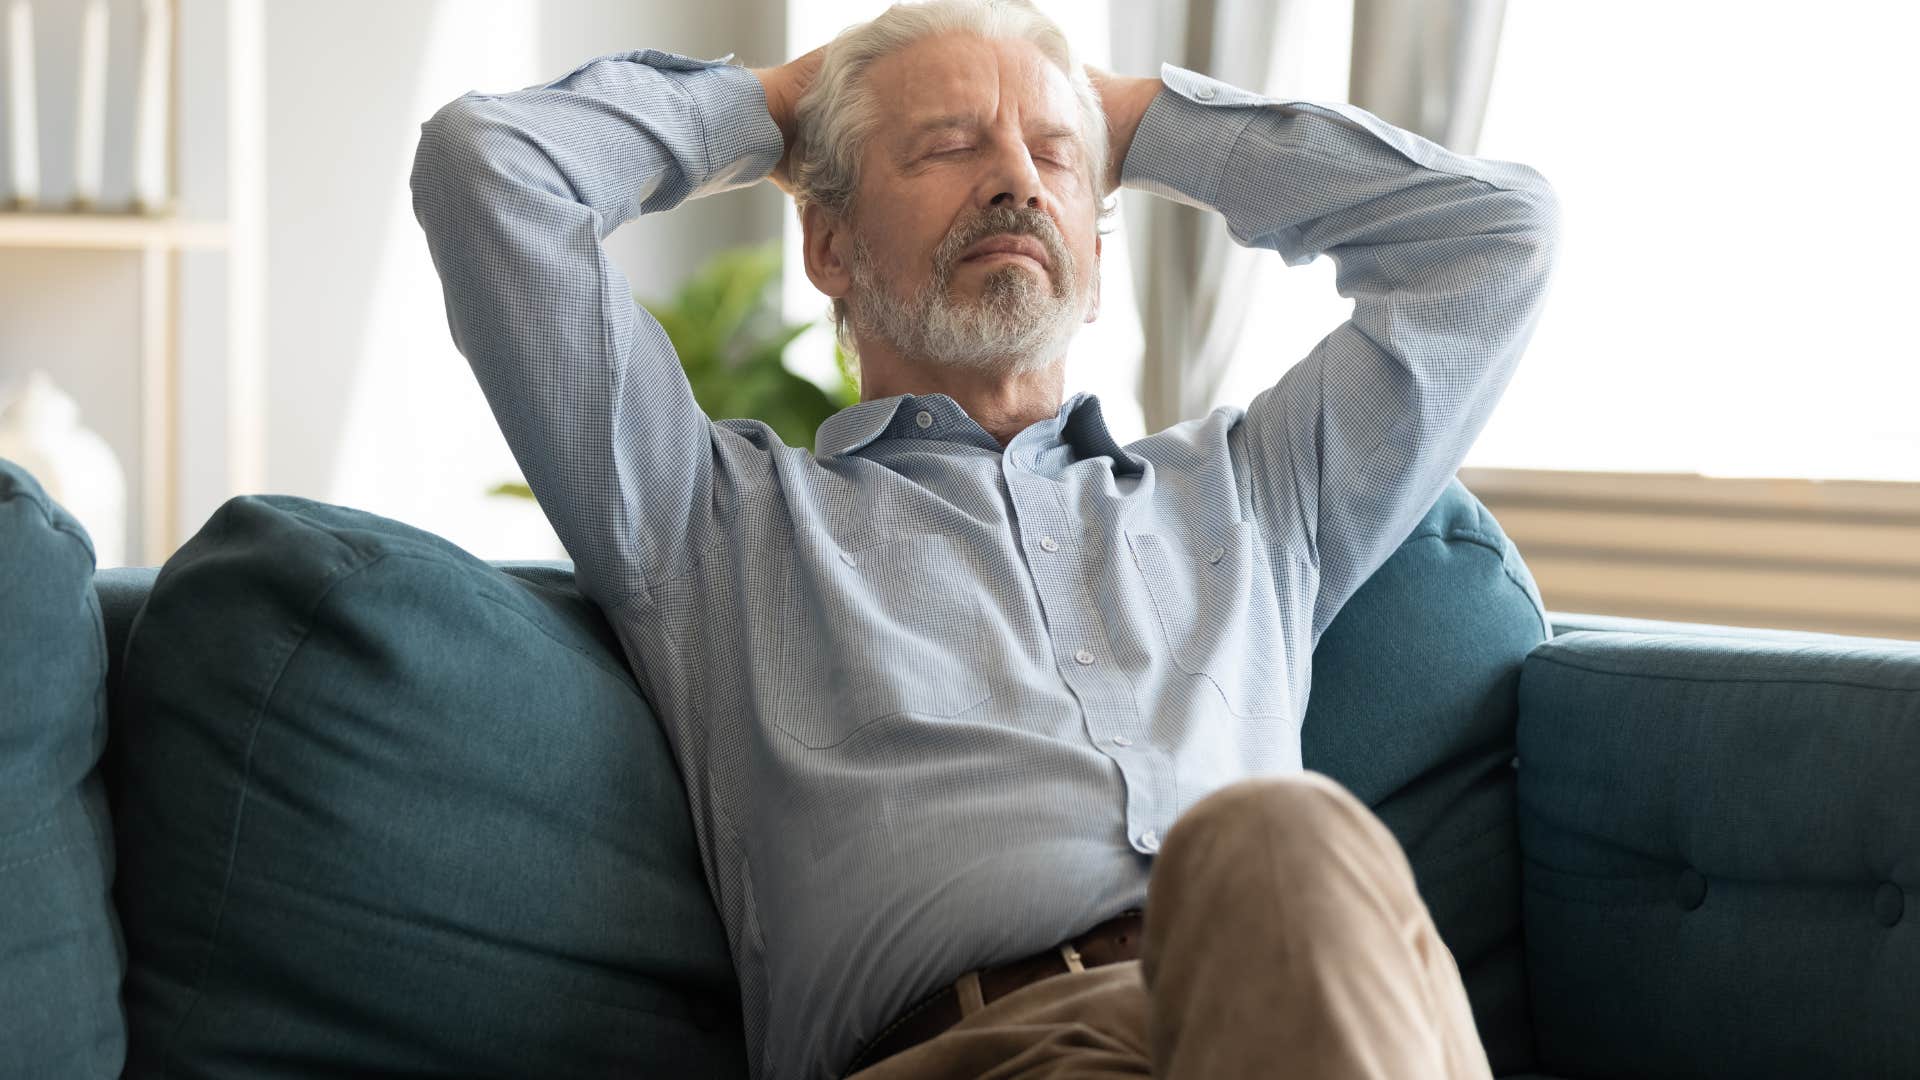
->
xmin=110 ymin=495 xmax=746 ymax=1077
xmin=1519 ymin=629 xmax=1920 ymax=1078
xmin=1304 ymin=479 xmax=1551 ymax=1076
xmin=0 ymin=458 xmax=123 ymax=1075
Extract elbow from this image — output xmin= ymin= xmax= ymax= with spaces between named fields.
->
xmin=408 ymin=93 xmax=494 ymax=226
xmin=410 ymin=98 xmax=465 ymax=226
xmin=410 ymin=92 xmax=576 ymax=233
xmin=1510 ymin=168 xmax=1564 ymax=277
xmin=1472 ymin=169 xmax=1563 ymax=307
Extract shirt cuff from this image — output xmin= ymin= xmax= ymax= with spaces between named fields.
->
xmin=633 ymin=48 xmax=786 ymax=196
xmin=1119 ymin=63 xmax=1266 ymax=210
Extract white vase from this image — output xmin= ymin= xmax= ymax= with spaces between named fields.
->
xmin=0 ymin=370 xmax=128 ymax=567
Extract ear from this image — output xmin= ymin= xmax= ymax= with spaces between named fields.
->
xmin=1083 ymin=232 xmax=1102 ymax=324
xmin=802 ymin=202 xmax=853 ymax=300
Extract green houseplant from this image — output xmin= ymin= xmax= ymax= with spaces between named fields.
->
xmin=492 ymin=242 xmax=859 ymax=501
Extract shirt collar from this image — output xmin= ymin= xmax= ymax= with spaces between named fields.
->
xmin=813 ymin=391 xmax=1145 ymax=477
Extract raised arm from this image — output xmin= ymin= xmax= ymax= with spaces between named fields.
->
xmin=409 ymin=50 xmax=784 ymax=605
xmin=1120 ymin=65 xmax=1561 ymax=646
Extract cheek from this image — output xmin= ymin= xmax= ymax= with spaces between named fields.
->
xmin=877 ymin=210 xmax=956 ymax=274
xmin=1065 ymin=228 xmax=1100 ymax=282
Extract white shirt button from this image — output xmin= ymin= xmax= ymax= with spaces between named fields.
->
xmin=1111 ymin=735 xmax=1132 ymax=748
xmin=1207 ymin=546 xmax=1226 ymax=564
xmin=915 ymin=410 xmax=933 ymax=429
xmin=1195 ymin=86 xmax=1216 ymax=101
xmin=1074 ymin=648 xmax=1095 ymax=666
xmin=839 ymin=552 xmax=856 ymax=567
xmin=1039 ymin=536 xmax=1059 ymax=552
xmin=1139 ymin=830 xmax=1161 ymax=853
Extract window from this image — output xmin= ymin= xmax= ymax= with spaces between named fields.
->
xmin=1463 ymin=2 xmax=1920 ymax=481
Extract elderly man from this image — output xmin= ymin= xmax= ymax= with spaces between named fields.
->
xmin=409 ymin=1 xmax=1558 ymax=1077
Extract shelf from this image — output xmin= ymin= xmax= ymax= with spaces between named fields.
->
xmin=0 ymin=211 xmax=229 ymax=251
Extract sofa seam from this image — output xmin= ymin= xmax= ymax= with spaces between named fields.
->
xmin=161 ymin=551 xmax=384 ymax=1076
xmin=0 ymin=486 xmax=98 ymax=561
xmin=464 ymin=573 xmax=643 ymax=689
xmin=1525 ymin=651 xmax=1920 ymax=695
xmin=0 ymin=816 xmax=58 ymax=844
xmin=1399 ymin=524 xmax=1549 ymax=635
xmin=0 ymin=843 xmax=79 ymax=876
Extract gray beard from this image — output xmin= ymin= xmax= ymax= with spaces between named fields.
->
xmin=845 ymin=218 xmax=1084 ymax=378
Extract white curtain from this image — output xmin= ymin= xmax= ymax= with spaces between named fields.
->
xmin=1112 ymin=0 xmax=1508 ymax=432
xmin=1111 ymin=0 xmax=1297 ymax=432
xmin=1349 ymin=0 xmax=1507 ymax=153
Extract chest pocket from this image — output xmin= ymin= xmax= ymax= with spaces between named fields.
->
xmin=1125 ymin=520 xmax=1293 ymax=719
xmin=771 ymin=533 xmax=992 ymax=748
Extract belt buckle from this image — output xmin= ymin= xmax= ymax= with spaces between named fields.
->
xmin=1059 ymin=941 xmax=1086 ymax=973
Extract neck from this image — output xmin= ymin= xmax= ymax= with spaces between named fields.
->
xmin=855 ymin=340 xmax=1067 ymax=448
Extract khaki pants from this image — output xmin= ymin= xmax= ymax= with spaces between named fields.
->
xmin=848 ymin=772 xmax=1493 ymax=1080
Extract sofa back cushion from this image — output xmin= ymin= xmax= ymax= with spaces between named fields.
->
xmin=1519 ymin=628 xmax=1920 ymax=1078
xmin=1303 ymin=479 xmax=1551 ymax=1076
xmin=0 ymin=458 xmax=123 ymax=1075
xmin=97 ymin=480 xmax=1546 ymax=1076
xmin=110 ymin=495 xmax=746 ymax=1077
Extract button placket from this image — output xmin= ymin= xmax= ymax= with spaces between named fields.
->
xmin=1005 ymin=482 xmax=1153 ymax=837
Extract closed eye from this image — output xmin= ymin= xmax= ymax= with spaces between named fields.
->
xmin=1033 ymin=141 xmax=1076 ymax=169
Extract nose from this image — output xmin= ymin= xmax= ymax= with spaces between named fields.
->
xmin=980 ymin=136 xmax=1044 ymax=212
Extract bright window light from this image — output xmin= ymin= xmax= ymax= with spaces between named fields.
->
xmin=1464 ymin=1 xmax=1920 ymax=480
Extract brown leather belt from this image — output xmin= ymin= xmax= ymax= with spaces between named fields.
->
xmin=840 ymin=910 xmax=1145 ymax=1077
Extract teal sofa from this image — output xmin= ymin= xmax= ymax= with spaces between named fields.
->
xmin=5 ymin=454 xmax=1916 ymax=1078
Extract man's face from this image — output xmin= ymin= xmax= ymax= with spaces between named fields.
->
xmin=839 ymin=32 xmax=1102 ymax=375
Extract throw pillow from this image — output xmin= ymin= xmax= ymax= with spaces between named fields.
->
xmin=110 ymin=495 xmax=744 ymax=1077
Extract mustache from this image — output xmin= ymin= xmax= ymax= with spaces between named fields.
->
xmin=931 ymin=205 xmax=1072 ymax=288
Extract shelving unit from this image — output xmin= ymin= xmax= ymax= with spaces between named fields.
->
xmin=0 ymin=210 xmax=228 ymax=560
xmin=0 ymin=0 xmax=263 ymax=565
xmin=0 ymin=210 xmax=227 ymax=250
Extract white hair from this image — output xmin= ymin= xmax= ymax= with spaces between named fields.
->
xmin=788 ymin=0 xmax=1116 ymax=369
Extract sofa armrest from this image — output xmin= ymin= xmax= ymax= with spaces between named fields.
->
xmin=1515 ymin=626 xmax=1920 ymax=1078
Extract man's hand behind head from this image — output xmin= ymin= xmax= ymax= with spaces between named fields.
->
xmin=1084 ymin=66 xmax=1161 ymax=197
xmin=753 ymin=45 xmax=826 ymax=195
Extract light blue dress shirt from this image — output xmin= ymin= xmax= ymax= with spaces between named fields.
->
xmin=411 ymin=47 xmax=1558 ymax=1080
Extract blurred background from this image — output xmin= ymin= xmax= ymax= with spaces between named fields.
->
xmin=1 ymin=0 xmax=1915 ymax=638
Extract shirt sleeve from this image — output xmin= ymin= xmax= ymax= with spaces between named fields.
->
xmin=1121 ymin=64 xmax=1562 ymax=645
xmin=409 ymin=49 xmax=784 ymax=605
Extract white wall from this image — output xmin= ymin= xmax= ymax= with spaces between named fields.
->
xmin=263 ymin=0 xmax=787 ymax=559
xmin=1 ymin=0 xmax=787 ymax=565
